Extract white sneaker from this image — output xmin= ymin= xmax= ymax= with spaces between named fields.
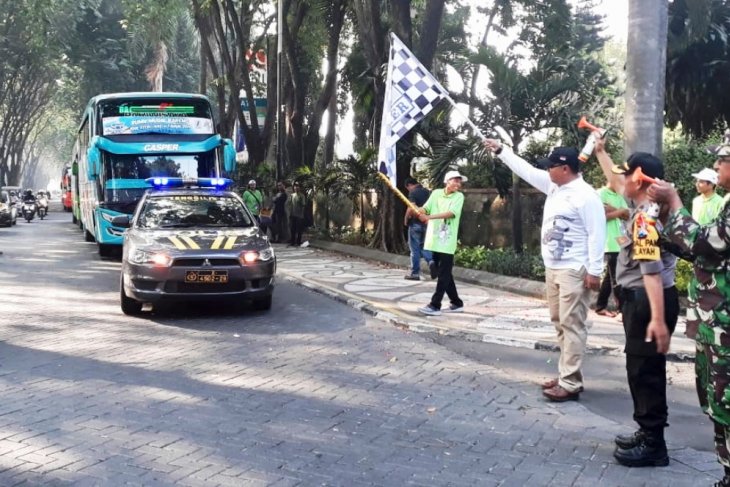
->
xmin=300 ymin=241 xmax=309 ymax=248
xmin=418 ymin=305 xmax=441 ymax=316
xmin=442 ymin=305 xmax=464 ymax=313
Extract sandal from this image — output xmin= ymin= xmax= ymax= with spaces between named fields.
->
xmin=596 ymin=309 xmax=618 ymax=318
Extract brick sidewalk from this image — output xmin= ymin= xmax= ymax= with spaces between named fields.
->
xmin=276 ymin=244 xmax=696 ymax=362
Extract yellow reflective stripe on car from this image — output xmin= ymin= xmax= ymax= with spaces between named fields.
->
xmin=168 ymin=236 xmax=187 ymax=250
xmin=211 ymin=236 xmax=225 ymax=250
xmin=180 ymin=235 xmax=200 ymax=249
xmin=224 ymin=236 xmax=237 ymax=249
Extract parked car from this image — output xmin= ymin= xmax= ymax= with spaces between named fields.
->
xmin=115 ymin=178 xmax=276 ymax=315
xmin=0 ymin=190 xmax=17 ymax=226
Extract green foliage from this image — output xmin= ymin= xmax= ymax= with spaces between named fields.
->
xmin=316 ymin=225 xmax=375 ymax=246
xmin=663 ymin=130 xmax=720 ymax=205
xmin=455 ymin=245 xmax=546 ymax=281
xmin=675 ymin=258 xmax=694 ymax=294
xmin=666 ymin=0 xmax=730 ymax=138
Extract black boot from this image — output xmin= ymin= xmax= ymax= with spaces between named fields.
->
xmin=614 ymin=429 xmax=647 ymax=450
xmin=714 ymin=468 xmax=730 ymax=487
xmin=613 ymin=430 xmax=669 ymax=467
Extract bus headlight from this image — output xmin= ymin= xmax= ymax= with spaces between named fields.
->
xmin=100 ymin=212 xmax=116 ymax=223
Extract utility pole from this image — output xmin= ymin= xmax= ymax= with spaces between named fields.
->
xmin=276 ymin=0 xmax=284 ymax=181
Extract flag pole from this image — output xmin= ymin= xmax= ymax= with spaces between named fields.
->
xmin=376 ymin=172 xmax=420 ymax=213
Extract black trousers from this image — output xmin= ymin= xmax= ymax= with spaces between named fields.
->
xmin=621 ymin=286 xmax=679 ymax=433
xmin=289 ymin=216 xmax=304 ymax=245
xmin=429 ymin=252 xmax=463 ymax=310
xmin=596 ymin=252 xmax=621 ymax=311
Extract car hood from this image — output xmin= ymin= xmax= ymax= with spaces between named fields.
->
xmin=129 ymin=228 xmax=267 ymax=251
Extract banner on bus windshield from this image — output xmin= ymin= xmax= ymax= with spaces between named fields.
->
xmin=102 ymin=116 xmax=214 ymax=136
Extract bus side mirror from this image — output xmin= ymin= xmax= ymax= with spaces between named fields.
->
xmin=87 ymin=141 xmax=101 ymax=179
xmin=222 ymin=138 xmax=236 ymax=173
xmin=111 ymin=215 xmax=131 ymax=228
xmin=72 ymin=162 xmax=78 ymax=176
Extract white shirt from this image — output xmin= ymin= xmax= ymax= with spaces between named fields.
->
xmin=498 ymin=147 xmax=607 ymax=276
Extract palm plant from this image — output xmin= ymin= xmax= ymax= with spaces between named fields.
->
xmin=339 ymin=148 xmax=377 ymax=235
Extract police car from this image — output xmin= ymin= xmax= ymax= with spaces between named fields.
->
xmin=112 ymin=178 xmax=275 ymax=315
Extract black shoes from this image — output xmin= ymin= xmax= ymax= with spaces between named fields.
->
xmin=714 ymin=473 xmax=730 ymax=487
xmin=614 ymin=429 xmax=647 ymax=450
xmin=613 ymin=434 xmax=669 ymax=467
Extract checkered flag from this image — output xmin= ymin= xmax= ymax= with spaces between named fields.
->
xmin=378 ymin=33 xmax=448 ymax=184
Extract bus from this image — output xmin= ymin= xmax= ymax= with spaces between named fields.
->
xmin=61 ymin=165 xmax=73 ymax=212
xmin=72 ymin=92 xmax=236 ymax=256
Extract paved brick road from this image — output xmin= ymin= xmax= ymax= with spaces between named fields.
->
xmin=0 ymin=211 xmax=719 ymax=486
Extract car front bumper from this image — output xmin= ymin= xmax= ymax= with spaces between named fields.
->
xmin=123 ymin=258 xmax=276 ymax=303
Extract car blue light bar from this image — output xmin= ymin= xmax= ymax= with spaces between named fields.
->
xmin=144 ymin=177 xmax=233 ymax=189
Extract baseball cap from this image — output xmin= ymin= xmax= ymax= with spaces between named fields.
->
xmin=537 ymin=147 xmax=581 ymax=172
xmin=248 ymin=179 xmax=256 ymax=185
xmin=404 ymin=177 xmax=418 ymax=186
xmin=692 ymin=167 xmax=719 ymax=185
xmin=611 ymin=152 xmax=665 ymax=180
xmin=443 ymin=170 xmax=468 ymax=183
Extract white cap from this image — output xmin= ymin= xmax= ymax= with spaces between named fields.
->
xmin=248 ymin=179 xmax=256 ymax=185
xmin=443 ymin=170 xmax=468 ymax=183
xmin=691 ymin=168 xmax=718 ymax=185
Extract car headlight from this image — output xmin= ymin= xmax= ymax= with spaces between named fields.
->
xmin=238 ymin=247 xmax=275 ymax=265
xmin=129 ymin=248 xmax=172 ymax=267
xmin=0 ymin=203 xmax=8 ymax=212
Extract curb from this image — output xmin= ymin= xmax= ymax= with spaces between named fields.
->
xmin=279 ymin=272 xmax=694 ymax=363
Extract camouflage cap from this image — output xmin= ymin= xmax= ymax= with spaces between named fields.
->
xmin=706 ymin=129 xmax=730 ymax=157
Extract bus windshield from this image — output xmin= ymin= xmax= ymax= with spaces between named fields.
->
xmin=101 ymin=151 xmax=217 ymax=210
xmin=98 ymin=98 xmax=214 ymax=136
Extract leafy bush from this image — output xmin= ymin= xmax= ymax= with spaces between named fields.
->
xmin=674 ymin=258 xmax=694 ymax=294
xmin=455 ymin=245 xmax=545 ymax=281
xmin=315 ymin=225 xmax=374 ymax=246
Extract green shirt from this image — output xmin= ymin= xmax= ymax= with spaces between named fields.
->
xmin=423 ymin=189 xmax=464 ymax=255
xmin=242 ymin=189 xmax=263 ymax=215
xmin=598 ymin=186 xmax=628 ymax=253
xmin=691 ymin=192 xmax=724 ymax=225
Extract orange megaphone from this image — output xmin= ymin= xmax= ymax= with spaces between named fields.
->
xmin=577 ymin=116 xmax=602 ymax=133
xmin=631 ymin=166 xmax=657 ymax=185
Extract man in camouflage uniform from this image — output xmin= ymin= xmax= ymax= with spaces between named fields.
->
xmin=649 ymin=136 xmax=730 ymax=487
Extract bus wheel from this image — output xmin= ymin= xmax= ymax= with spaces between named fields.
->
xmin=72 ymin=214 xmax=77 ymax=224
xmin=120 ymin=277 xmax=143 ymax=315
xmin=98 ymin=244 xmax=114 ymax=258
xmin=84 ymin=228 xmax=95 ymax=242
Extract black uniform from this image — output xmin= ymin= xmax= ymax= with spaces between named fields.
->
xmin=615 ymin=201 xmax=678 ymax=462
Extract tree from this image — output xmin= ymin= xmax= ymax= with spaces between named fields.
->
xmin=624 ymin=0 xmax=668 ymax=156
xmin=430 ymin=0 xmax=616 ymax=251
xmin=665 ymin=0 xmax=730 ymax=139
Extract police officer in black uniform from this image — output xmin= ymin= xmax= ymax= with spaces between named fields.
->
xmin=595 ymin=144 xmax=680 ymax=467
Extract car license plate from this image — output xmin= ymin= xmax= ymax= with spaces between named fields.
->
xmin=184 ymin=270 xmax=229 ymax=283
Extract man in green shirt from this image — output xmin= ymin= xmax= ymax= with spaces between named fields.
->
xmin=417 ymin=170 xmax=466 ymax=316
xmin=691 ymin=168 xmax=724 ymax=225
xmin=595 ymin=182 xmax=630 ymax=317
xmin=242 ymin=179 xmax=264 ymax=219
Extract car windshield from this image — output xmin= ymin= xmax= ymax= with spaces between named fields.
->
xmin=137 ymin=194 xmax=254 ymax=229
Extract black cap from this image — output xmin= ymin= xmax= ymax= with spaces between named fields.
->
xmin=537 ymin=147 xmax=581 ymax=172
xmin=404 ymin=177 xmax=418 ymax=186
xmin=611 ymin=152 xmax=664 ymax=179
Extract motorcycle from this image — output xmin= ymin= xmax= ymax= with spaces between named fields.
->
xmin=22 ymin=201 xmax=36 ymax=223
xmin=36 ymin=195 xmax=48 ymax=220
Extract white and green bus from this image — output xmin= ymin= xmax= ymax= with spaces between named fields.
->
xmin=72 ymin=92 xmax=237 ymax=256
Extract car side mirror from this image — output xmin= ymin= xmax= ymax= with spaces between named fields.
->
xmin=111 ymin=215 xmax=131 ymax=228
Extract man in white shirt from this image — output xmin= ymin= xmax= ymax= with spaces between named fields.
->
xmin=484 ymin=140 xmax=606 ymax=402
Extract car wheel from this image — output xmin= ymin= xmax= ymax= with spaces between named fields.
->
xmin=98 ymin=244 xmax=114 ymax=258
xmin=252 ymin=295 xmax=272 ymax=311
xmin=120 ymin=277 xmax=143 ymax=315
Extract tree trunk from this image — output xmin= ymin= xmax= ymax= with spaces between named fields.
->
xmin=624 ymin=0 xmax=668 ymax=156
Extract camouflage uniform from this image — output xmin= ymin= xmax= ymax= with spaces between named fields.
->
xmin=663 ymin=195 xmax=730 ymax=466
